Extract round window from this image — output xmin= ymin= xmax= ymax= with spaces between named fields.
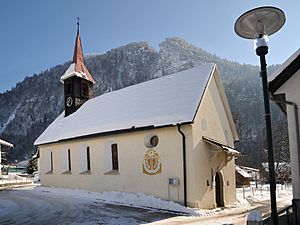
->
xmin=150 ymin=135 xmax=159 ymax=147
xmin=144 ymin=134 xmax=159 ymax=148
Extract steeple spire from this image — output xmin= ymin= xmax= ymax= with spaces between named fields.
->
xmin=60 ymin=19 xmax=95 ymax=117
xmin=60 ymin=18 xmax=95 ymax=84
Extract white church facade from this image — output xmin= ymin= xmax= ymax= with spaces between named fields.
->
xmin=269 ymin=48 xmax=300 ymax=218
xmin=35 ymin=26 xmax=239 ymax=209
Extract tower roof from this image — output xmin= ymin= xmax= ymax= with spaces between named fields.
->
xmin=60 ymin=24 xmax=95 ymax=84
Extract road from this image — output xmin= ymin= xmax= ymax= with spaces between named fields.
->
xmin=0 ymin=186 xmax=176 ymax=225
xmin=0 ymin=185 xmax=293 ymax=225
xmin=148 ymin=196 xmax=293 ymax=225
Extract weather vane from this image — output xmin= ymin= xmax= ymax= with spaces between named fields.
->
xmin=77 ymin=17 xmax=80 ymax=34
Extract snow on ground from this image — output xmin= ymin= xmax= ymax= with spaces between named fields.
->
xmin=0 ymin=174 xmax=32 ymax=187
xmin=236 ymin=183 xmax=292 ymax=205
xmin=34 ymin=186 xmax=196 ymax=215
xmin=34 ymin=182 xmax=292 ymax=218
xmin=34 ymin=186 xmax=243 ymax=217
xmin=0 ymin=177 xmax=292 ymax=225
xmin=0 ymin=176 xmax=293 ymax=216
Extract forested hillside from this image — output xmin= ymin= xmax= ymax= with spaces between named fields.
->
xmin=0 ymin=37 xmax=288 ymax=166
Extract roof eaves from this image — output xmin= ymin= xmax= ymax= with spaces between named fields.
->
xmin=269 ymin=49 xmax=300 ymax=94
xmin=36 ymin=121 xmax=193 ymax=146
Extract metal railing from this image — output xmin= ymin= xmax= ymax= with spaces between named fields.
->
xmin=263 ymin=204 xmax=295 ymax=225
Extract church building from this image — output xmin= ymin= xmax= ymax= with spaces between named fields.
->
xmin=34 ymin=25 xmax=240 ymax=209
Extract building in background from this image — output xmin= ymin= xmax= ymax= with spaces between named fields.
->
xmin=0 ymin=139 xmax=13 ymax=174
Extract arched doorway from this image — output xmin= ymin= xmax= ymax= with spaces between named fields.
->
xmin=215 ymin=172 xmax=224 ymax=207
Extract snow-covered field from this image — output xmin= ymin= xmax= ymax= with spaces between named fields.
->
xmin=0 ymin=174 xmax=32 ymax=187
xmin=0 ymin=181 xmax=293 ymax=225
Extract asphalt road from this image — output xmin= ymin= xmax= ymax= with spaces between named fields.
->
xmin=0 ymin=186 xmax=175 ymax=225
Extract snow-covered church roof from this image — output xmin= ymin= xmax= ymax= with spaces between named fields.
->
xmin=35 ymin=64 xmax=215 ymax=145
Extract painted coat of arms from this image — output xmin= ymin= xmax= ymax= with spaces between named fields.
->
xmin=142 ymin=149 xmax=162 ymax=175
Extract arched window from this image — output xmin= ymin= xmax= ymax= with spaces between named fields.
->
xmin=50 ymin=151 xmax=53 ymax=171
xmin=111 ymin=144 xmax=119 ymax=171
xmin=68 ymin=149 xmax=71 ymax=171
xmin=86 ymin=147 xmax=91 ymax=171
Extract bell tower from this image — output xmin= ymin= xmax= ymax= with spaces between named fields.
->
xmin=60 ymin=19 xmax=95 ymax=117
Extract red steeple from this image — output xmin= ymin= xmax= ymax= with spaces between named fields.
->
xmin=71 ymin=21 xmax=95 ymax=83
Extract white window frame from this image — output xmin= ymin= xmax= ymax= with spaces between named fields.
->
xmin=61 ymin=148 xmax=71 ymax=173
xmin=104 ymin=141 xmax=119 ymax=173
xmin=44 ymin=149 xmax=53 ymax=173
xmin=79 ymin=144 xmax=91 ymax=173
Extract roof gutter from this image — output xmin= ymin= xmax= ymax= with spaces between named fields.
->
xmin=177 ymin=124 xmax=187 ymax=207
xmin=36 ymin=122 xmax=193 ymax=147
xmin=271 ymin=98 xmax=300 ymax=180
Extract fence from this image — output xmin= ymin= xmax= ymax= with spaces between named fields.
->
xmin=263 ymin=204 xmax=297 ymax=225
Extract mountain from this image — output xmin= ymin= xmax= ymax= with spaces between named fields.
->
xmin=0 ymin=37 xmax=288 ymax=166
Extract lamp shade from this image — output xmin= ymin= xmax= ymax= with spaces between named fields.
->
xmin=234 ymin=6 xmax=285 ymax=39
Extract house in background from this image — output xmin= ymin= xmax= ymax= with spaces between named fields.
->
xmin=0 ymin=139 xmax=13 ymax=174
xmin=239 ymin=165 xmax=260 ymax=181
xmin=34 ymin=28 xmax=240 ymax=209
xmin=269 ymin=48 xmax=300 ymax=220
xmin=235 ymin=166 xmax=252 ymax=187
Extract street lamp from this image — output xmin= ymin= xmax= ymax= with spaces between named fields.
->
xmin=234 ymin=6 xmax=285 ymax=225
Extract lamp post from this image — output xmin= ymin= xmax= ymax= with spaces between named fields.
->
xmin=234 ymin=6 xmax=285 ymax=225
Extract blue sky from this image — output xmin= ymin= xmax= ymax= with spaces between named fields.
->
xmin=0 ymin=0 xmax=299 ymax=93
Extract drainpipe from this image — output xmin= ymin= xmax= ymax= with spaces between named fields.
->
xmin=177 ymin=124 xmax=187 ymax=207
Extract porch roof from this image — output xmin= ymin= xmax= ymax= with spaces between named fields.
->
xmin=202 ymin=136 xmax=240 ymax=156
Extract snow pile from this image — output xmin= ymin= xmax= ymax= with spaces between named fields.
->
xmin=229 ymin=198 xmax=251 ymax=208
xmin=35 ymin=186 xmax=246 ymax=217
xmin=0 ymin=174 xmax=32 ymax=186
xmin=237 ymin=184 xmax=292 ymax=205
xmin=35 ymin=187 xmax=196 ymax=215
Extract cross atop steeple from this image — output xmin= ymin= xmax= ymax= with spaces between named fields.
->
xmin=77 ymin=17 xmax=80 ymax=35
xmin=60 ymin=19 xmax=95 ymax=84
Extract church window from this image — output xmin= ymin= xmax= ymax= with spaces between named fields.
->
xmin=144 ymin=134 xmax=159 ymax=148
xmin=68 ymin=149 xmax=71 ymax=171
xmin=150 ymin=135 xmax=159 ymax=147
xmin=111 ymin=144 xmax=119 ymax=171
xmin=65 ymin=80 xmax=72 ymax=96
xmin=50 ymin=151 xmax=53 ymax=171
xmin=81 ymin=80 xmax=89 ymax=98
xmin=44 ymin=150 xmax=53 ymax=173
xmin=61 ymin=148 xmax=71 ymax=173
xmin=87 ymin=147 xmax=91 ymax=171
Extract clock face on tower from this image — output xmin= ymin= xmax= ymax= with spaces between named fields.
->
xmin=66 ymin=96 xmax=73 ymax=107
